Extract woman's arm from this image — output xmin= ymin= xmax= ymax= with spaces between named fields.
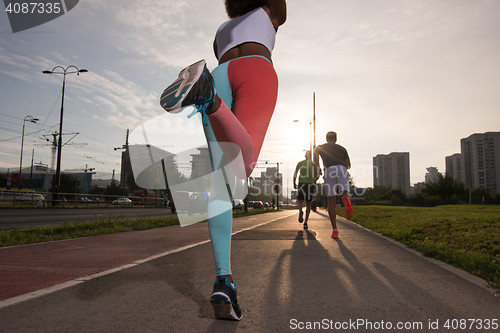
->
xmin=213 ymin=38 xmax=218 ymax=59
xmin=265 ymin=0 xmax=287 ymax=29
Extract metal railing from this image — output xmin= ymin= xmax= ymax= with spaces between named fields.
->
xmin=0 ymin=190 xmax=165 ymax=208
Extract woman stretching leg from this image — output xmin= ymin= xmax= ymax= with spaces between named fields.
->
xmin=160 ymin=0 xmax=287 ymax=320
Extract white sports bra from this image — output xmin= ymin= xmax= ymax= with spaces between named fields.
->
xmin=215 ymin=7 xmax=276 ymax=61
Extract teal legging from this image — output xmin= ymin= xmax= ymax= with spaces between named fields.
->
xmin=204 ymin=60 xmax=233 ymax=277
xmin=204 ymin=56 xmax=278 ymax=277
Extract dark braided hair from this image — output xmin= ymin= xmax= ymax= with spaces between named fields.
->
xmin=224 ymin=0 xmax=268 ymax=18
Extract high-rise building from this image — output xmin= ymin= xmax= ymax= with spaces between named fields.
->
xmin=190 ymin=147 xmax=211 ymax=178
xmin=259 ymin=167 xmax=282 ymax=197
xmin=373 ymin=152 xmax=411 ymax=194
xmin=460 ymin=132 xmax=500 ymax=194
xmin=445 ymin=153 xmax=462 ymax=181
xmin=425 ymin=167 xmax=440 ymax=184
xmin=119 ymin=148 xmax=132 ymax=187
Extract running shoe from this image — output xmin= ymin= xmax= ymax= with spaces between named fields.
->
xmin=298 ymin=211 xmax=303 ymax=223
xmin=342 ymin=196 xmax=353 ymax=218
xmin=210 ymin=276 xmax=242 ymax=321
xmin=160 ymin=59 xmax=215 ymax=116
xmin=331 ymin=230 xmax=339 ymax=239
xmin=303 ymin=222 xmax=308 ymax=230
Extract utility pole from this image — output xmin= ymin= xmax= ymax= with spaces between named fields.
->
xmin=29 ymin=149 xmax=34 ymax=189
xmin=276 ymin=162 xmax=280 ymax=210
xmin=313 ymin=92 xmax=316 ymax=151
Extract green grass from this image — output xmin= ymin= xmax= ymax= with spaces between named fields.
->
xmin=343 ymin=205 xmax=500 ymax=291
xmin=0 ymin=214 xmax=180 ymax=248
xmin=0 ymin=208 xmax=280 ymax=248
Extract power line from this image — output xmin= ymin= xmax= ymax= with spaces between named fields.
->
xmin=0 ymin=112 xmax=25 ymax=121
xmin=0 ymin=129 xmax=42 ymax=142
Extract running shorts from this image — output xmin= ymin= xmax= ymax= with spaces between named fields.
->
xmin=297 ymin=183 xmax=316 ymax=201
xmin=323 ymin=165 xmax=350 ymax=197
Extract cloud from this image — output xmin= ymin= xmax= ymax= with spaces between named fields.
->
xmin=73 ymin=70 xmax=159 ymax=130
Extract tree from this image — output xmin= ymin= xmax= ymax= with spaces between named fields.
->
xmin=380 ymin=188 xmax=407 ymax=205
xmin=365 ymin=185 xmax=391 ymax=201
xmin=469 ymin=187 xmax=494 ymax=204
xmin=422 ymin=173 xmax=465 ymax=205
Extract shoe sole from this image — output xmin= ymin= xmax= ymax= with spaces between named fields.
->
xmin=210 ymin=293 xmax=242 ymax=321
xmin=160 ymin=59 xmax=206 ymax=113
xmin=342 ymin=197 xmax=353 ymax=218
xmin=298 ymin=212 xmax=303 ymax=223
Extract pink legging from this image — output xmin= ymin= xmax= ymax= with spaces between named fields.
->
xmin=207 ymin=56 xmax=278 ymax=177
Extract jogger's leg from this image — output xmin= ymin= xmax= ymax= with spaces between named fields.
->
xmin=327 ymin=196 xmax=337 ymax=230
xmin=297 ymin=199 xmax=304 ymax=212
xmin=304 ymin=200 xmax=312 ymax=223
xmin=205 ymin=56 xmax=277 ymax=279
xmin=203 ymin=119 xmax=233 ymax=277
xmin=207 ymin=56 xmax=278 ymax=177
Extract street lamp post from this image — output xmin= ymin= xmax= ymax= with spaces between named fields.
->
xmin=19 ymin=115 xmax=39 ymax=189
xmin=313 ymin=92 xmax=316 ymax=151
xmin=43 ymin=65 xmax=88 ymax=204
xmin=293 ymin=117 xmax=313 ymax=154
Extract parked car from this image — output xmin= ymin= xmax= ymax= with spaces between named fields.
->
xmin=113 ymin=197 xmax=132 ymax=205
xmin=187 ymin=192 xmax=209 ymax=216
xmin=15 ymin=192 xmax=45 ymax=202
xmin=263 ymin=202 xmax=270 ymax=208
xmin=172 ymin=191 xmax=193 ymax=213
xmin=253 ymin=201 xmax=263 ymax=209
xmin=233 ymin=199 xmax=244 ymax=211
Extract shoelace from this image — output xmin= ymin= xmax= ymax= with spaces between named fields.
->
xmin=187 ymin=100 xmax=211 ymax=126
xmin=186 ymin=72 xmax=215 ymax=126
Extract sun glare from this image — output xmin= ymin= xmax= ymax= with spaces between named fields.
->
xmin=288 ymin=121 xmax=312 ymax=152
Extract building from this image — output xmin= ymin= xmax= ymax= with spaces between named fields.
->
xmin=127 ymin=144 xmax=176 ymax=189
xmin=258 ymin=167 xmax=283 ymax=197
xmin=413 ymin=182 xmax=425 ymax=194
xmin=190 ymin=147 xmax=211 ymax=178
xmin=0 ymin=167 xmax=94 ymax=194
xmin=425 ymin=167 xmax=441 ymax=184
xmin=460 ymin=132 xmax=500 ymax=194
xmin=445 ymin=153 xmax=463 ymax=181
xmin=117 ymin=129 xmax=132 ymax=188
xmin=373 ymin=152 xmax=411 ymax=195
xmin=119 ymin=147 xmax=132 ymax=188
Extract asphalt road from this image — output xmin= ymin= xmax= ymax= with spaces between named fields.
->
xmin=0 ymin=208 xmax=174 ymax=230
xmin=0 ymin=210 xmax=498 ymax=332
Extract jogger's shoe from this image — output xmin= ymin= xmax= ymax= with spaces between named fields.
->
xmin=210 ymin=276 xmax=242 ymax=321
xmin=160 ymin=59 xmax=216 ymax=117
xmin=298 ymin=211 xmax=303 ymax=223
xmin=331 ymin=230 xmax=339 ymax=239
xmin=342 ymin=196 xmax=353 ymax=218
xmin=303 ymin=222 xmax=308 ymax=230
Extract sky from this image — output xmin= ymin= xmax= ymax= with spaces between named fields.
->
xmin=1 ymin=0 xmax=499 ymax=195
